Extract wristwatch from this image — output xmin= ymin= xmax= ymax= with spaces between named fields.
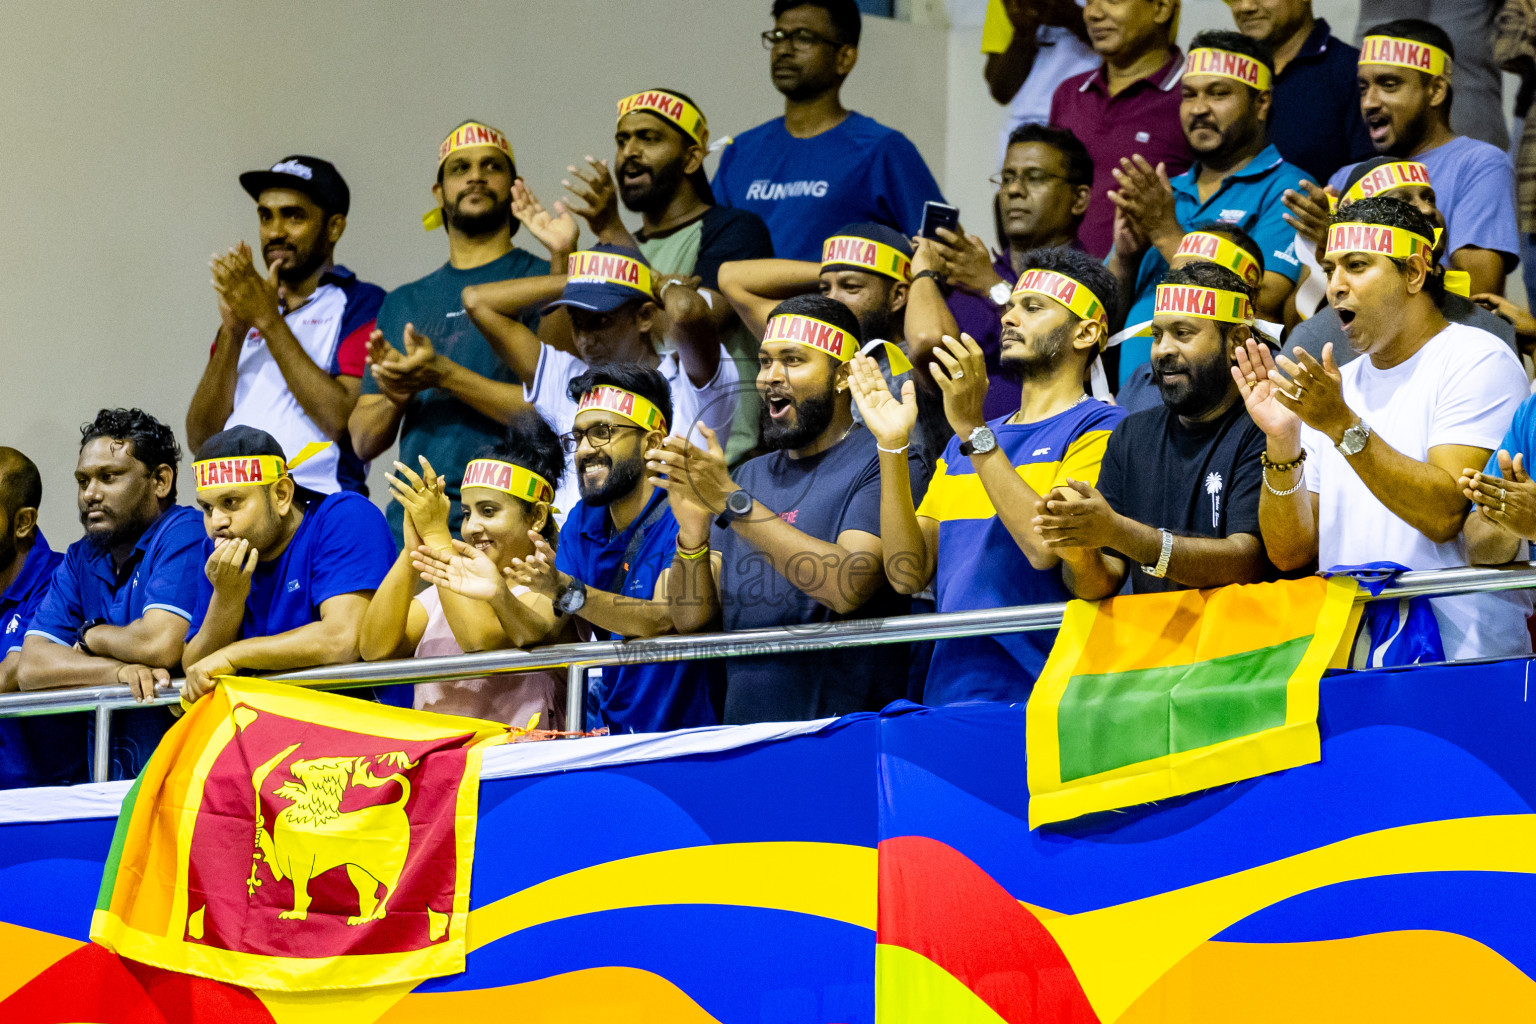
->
xmin=988 ymin=280 xmax=1012 ymax=307
xmin=554 ymin=577 xmax=587 ymax=615
xmin=78 ymin=618 xmax=109 ymax=653
xmin=714 ymin=488 xmax=753 ymax=529
xmin=1141 ymin=529 xmax=1175 ymax=578
xmin=958 ymin=426 xmax=997 ymax=457
xmin=1336 ymin=420 xmax=1372 ymax=457
xmin=912 ymin=269 xmax=947 ymax=288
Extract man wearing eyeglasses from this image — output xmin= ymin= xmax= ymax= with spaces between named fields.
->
xmin=511 ymin=365 xmax=717 ymax=735
xmin=712 ymin=0 xmax=945 ymax=261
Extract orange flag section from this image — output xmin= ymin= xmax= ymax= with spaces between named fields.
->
xmin=90 ymin=677 xmax=508 ymax=991
xmin=1027 ymin=577 xmax=1362 ymax=828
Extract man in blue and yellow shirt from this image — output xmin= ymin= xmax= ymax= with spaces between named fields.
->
xmin=849 ymin=246 xmax=1125 ymax=705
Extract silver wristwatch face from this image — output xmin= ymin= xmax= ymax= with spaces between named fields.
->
xmin=1338 ymin=422 xmax=1370 ymax=456
xmin=727 ymin=489 xmax=753 ymax=516
xmin=989 ymin=281 xmax=1012 ymax=306
xmin=966 ymin=426 xmax=997 ymax=455
xmin=559 ymin=580 xmax=586 ymax=614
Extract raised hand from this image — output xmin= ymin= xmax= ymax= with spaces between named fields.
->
xmin=1270 ymin=343 xmax=1353 ymax=441
xmin=1461 ymin=451 xmax=1536 ymax=540
xmin=205 ymin=537 xmax=258 ymax=602
xmin=212 ymin=242 xmax=284 ymax=329
xmin=928 ymin=334 xmax=991 ymax=438
xmin=385 ymin=456 xmax=453 ymax=549
xmin=366 ymin=329 xmax=414 ymax=406
xmin=1281 ymin=180 xmax=1337 ymax=254
xmin=1107 ymin=155 xmax=1179 ymax=249
xmin=1232 ymin=339 xmax=1302 ymax=440
xmin=561 ymin=156 xmax=625 ymax=239
xmin=932 ymin=226 xmax=1005 ymax=295
xmin=848 ymin=352 xmax=917 ymax=450
xmin=412 ymin=540 xmax=504 ymax=602
xmin=371 ymin=323 xmax=444 ymax=398
xmin=511 ymin=178 xmax=579 ymax=257
xmin=506 ymin=532 xmax=564 ymax=600
xmin=647 ymin=427 xmax=732 ymax=545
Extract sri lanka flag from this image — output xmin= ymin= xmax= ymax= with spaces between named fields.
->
xmin=1027 ymin=577 xmax=1362 ymax=828
xmin=90 ymin=677 xmax=508 ymax=991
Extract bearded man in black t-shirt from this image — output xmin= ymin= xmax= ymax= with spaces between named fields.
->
xmin=1033 ymin=261 xmax=1283 ymax=595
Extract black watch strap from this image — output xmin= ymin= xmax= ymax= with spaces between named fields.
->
xmin=78 ymin=618 xmax=109 ymax=654
xmin=912 ymin=269 xmax=947 ymax=287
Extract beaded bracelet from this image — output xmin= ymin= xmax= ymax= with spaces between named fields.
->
xmin=1259 ymin=449 xmax=1307 ymax=473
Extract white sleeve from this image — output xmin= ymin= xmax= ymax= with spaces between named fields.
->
xmin=1301 ymin=424 xmax=1324 ymax=493
xmin=1428 ymin=340 xmax=1528 ymax=452
xmin=524 ymin=347 xmax=587 ymax=436
xmin=680 ymin=346 xmax=740 ymax=440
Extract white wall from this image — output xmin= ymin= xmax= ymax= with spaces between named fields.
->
xmin=0 ymin=1 xmax=947 ymax=542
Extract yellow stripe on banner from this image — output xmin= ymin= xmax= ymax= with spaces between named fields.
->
xmin=875 ymin=943 xmax=1010 ymax=1024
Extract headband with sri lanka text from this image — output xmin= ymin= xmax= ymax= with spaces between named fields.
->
xmin=1341 ymin=160 xmax=1431 ymax=205
xmin=821 ymin=235 xmax=912 ymax=282
xmin=1011 ymin=268 xmax=1109 ymax=326
xmin=1359 ymin=35 xmax=1453 ymax=79
xmin=1154 ymin=284 xmax=1254 ymax=324
xmin=1184 ymin=47 xmax=1272 ymax=90
xmin=423 ymin=121 xmax=514 ymax=230
xmin=462 ymin=459 xmax=555 ymax=504
xmin=194 ymin=442 xmax=330 ymax=492
xmin=1324 ymin=221 xmax=1434 ymax=263
xmin=617 ymin=91 xmax=708 ymax=147
xmin=565 ymin=249 xmax=655 ymax=299
xmin=577 ymin=385 xmax=668 ymax=433
xmin=1175 ymin=232 xmax=1263 ymax=288
xmin=762 ymin=313 xmax=914 ymax=375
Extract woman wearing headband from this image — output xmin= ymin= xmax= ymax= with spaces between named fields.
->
xmin=359 ymin=411 xmax=570 ymax=728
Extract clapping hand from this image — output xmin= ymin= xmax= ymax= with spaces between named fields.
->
xmin=848 ymin=352 xmax=917 ymax=450
xmin=1107 ymin=156 xmax=1179 ymax=250
xmin=412 ymin=540 xmax=504 ymax=602
xmin=506 ymin=532 xmax=565 ymax=601
xmin=1232 ymin=339 xmax=1302 ymax=440
xmin=1032 ymin=479 xmax=1122 ymax=551
xmin=511 ymin=179 xmax=579 ymax=258
xmin=561 ymin=156 xmax=626 ymax=241
xmin=385 ymin=456 xmax=453 ymax=549
xmin=212 ymin=242 xmax=283 ymax=330
xmin=928 ymin=334 xmax=990 ymax=438
xmin=1460 ymin=450 xmax=1536 ymax=540
xmin=647 ymin=427 xmax=732 ymax=545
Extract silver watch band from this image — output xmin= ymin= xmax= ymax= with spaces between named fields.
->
xmin=1141 ymin=528 xmax=1174 ymax=578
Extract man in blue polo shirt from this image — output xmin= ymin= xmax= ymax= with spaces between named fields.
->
xmin=713 ymin=0 xmax=944 ymax=260
xmin=181 ymin=426 xmax=397 ymax=703
xmin=19 ymin=409 xmax=204 ymax=780
xmin=510 ymin=365 xmax=714 ymax=734
xmin=0 ymin=448 xmax=69 ymax=788
xmin=1109 ymin=29 xmax=1305 ymax=385
xmin=187 ymin=156 xmax=383 ymax=496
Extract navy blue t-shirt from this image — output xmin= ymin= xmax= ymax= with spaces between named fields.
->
xmin=555 ymin=489 xmax=715 ymax=734
xmin=712 ymin=112 xmax=945 ymax=261
xmin=0 ymin=533 xmax=74 ymax=789
xmin=1267 ymin=19 xmax=1375 ymax=184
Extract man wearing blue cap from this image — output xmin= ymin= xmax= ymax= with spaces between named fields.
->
xmin=464 ymin=237 xmax=738 ymax=516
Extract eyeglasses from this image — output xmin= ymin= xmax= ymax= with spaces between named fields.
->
xmin=990 ymin=168 xmax=1073 ymax=191
xmin=558 ymin=423 xmax=647 ymax=453
xmin=761 ymin=28 xmax=842 ymax=51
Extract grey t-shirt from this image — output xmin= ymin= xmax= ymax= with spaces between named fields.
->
xmin=1288 ymin=293 xmax=1517 ymax=367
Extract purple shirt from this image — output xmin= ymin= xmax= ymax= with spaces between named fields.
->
xmin=1049 ymin=50 xmax=1194 ymax=258
xmin=946 ymin=251 xmax=1023 ymax=420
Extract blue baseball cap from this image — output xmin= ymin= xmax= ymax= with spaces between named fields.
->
xmin=546 ymin=244 xmax=656 ymax=313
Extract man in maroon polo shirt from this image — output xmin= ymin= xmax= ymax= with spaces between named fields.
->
xmin=1049 ymin=0 xmax=1193 ymax=258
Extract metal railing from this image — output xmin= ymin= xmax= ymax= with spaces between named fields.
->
xmin=5 ymin=562 xmax=1536 ymax=782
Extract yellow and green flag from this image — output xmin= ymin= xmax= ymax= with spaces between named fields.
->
xmin=91 ymin=677 xmax=508 ymax=991
xmin=1027 ymin=577 xmax=1362 ymax=828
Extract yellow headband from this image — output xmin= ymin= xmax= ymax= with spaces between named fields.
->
xmin=1342 ymin=161 xmax=1431 ymax=204
xmin=1324 ymin=222 xmax=1434 ymax=263
xmin=193 ymin=442 xmax=329 ymax=493
xmin=1359 ymin=35 xmax=1452 ymax=79
xmin=616 ymin=91 xmax=708 ymax=147
xmin=1184 ymin=48 xmax=1272 ymax=90
xmin=423 ymin=121 xmax=514 ymax=231
xmin=576 ymin=385 xmax=668 ymax=432
xmin=1443 ymin=269 xmax=1471 ymax=298
xmin=1154 ymin=284 xmax=1254 ymax=324
xmin=762 ymin=313 xmax=913 ymax=374
xmin=566 ymin=249 xmax=655 ymax=298
xmin=821 ymin=235 xmax=912 ymax=282
xmin=1011 ymin=268 xmax=1109 ymax=325
xmin=461 ymin=459 xmax=554 ymax=504
xmin=1174 ymin=232 xmax=1263 ymax=288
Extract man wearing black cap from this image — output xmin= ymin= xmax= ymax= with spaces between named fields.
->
xmin=187 ymin=157 xmax=384 ymax=496
xmin=181 ymin=426 xmax=397 ymax=703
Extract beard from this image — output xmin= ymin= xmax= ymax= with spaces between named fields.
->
xmin=760 ymin=388 xmax=837 ymax=451
xmin=0 ymin=527 xmax=15 ymax=577
xmin=270 ymin=242 xmax=327 ymax=285
xmin=617 ymin=156 xmax=686 ymax=214
xmin=82 ymin=506 xmax=156 ymax=552
xmin=576 ymin=452 xmax=643 ymax=507
xmin=446 ymin=188 xmax=512 ymax=236
xmin=1153 ymin=348 xmax=1233 ymax=417
xmin=998 ymin=321 xmax=1073 ymax=382
xmin=857 ymin=305 xmax=894 ymax=348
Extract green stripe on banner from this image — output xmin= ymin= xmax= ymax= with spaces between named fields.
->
xmin=95 ymin=771 xmax=144 ymax=911
xmin=1057 ymin=635 xmax=1311 ymax=782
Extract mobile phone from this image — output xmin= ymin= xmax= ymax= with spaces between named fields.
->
xmin=920 ymin=201 xmax=961 ymax=240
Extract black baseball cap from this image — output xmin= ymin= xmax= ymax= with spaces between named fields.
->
xmin=239 ymin=156 xmax=350 ymax=217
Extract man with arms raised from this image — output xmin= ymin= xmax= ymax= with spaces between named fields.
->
xmin=852 ymin=248 xmax=1125 ymax=705
xmin=1237 ymin=197 xmax=1529 ymax=660
xmin=650 ymin=295 xmax=931 ymax=723
xmin=19 ymin=410 xmax=204 ymax=778
xmin=180 ymin=427 xmax=397 ymax=702
xmin=187 ymin=156 xmax=382 ymax=494
xmin=349 ymin=120 xmax=549 ymax=540
xmin=1033 ymin=262 xmax=1278 ymax=596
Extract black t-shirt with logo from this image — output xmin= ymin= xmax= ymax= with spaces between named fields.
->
xmin=711 ymin=424 xmax=931 ymax=723
xmin=1095 ymin=399 xmax=1271 ymax=594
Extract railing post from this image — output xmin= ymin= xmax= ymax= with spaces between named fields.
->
xmin=93 ymin=705 xmax=111 ymax=783
xmin=565 ymin=663 xmax=585 ymax=736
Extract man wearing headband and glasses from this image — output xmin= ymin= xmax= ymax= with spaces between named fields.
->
xmin=1235 ymin=197 xmax=1530 ymax=661
xmin=181 ymin=427 xmax=396 ymax=704
xmin=1108 ymin=29 xmax=1305 ymax=387
xmin=852 ymin=247 xmax=1124 ymax=705
xmin=650 ymin=294 xmax=931 ymax=724
xmin=349 ymin=120 xmax=551 ymax=543
xmin=714 ymin=1 xmax=945 ymax=261
xmin=1286 ymin=20 xmax=1519 ymax=297
xmin=464 ymin=239 xmax=737 ymax=517
xmin=1034 ymin=261 xmax=1283 ymax=597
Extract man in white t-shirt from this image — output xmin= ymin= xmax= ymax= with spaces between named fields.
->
xmin=463 ymin=216 xmax=737 ymax=515
xmin=981 ymin=0 xmax=1098 ymax=162
xmin=1233 ymin=197 xmax=1529 ymax=661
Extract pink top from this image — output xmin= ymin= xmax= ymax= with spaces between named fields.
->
xmin=410 ymin=585 xmax=565 ymax=730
